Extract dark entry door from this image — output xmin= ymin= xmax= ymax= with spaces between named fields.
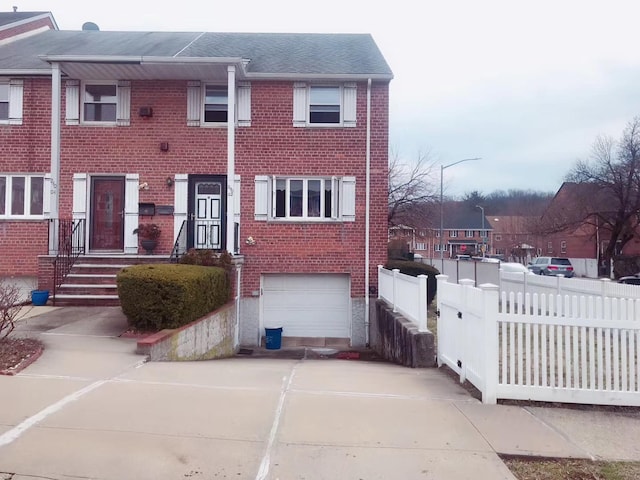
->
xmin=90 ymin=176 xmax=125 ymax=251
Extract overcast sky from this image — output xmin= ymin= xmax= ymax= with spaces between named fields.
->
xmin=11 ymin=0 xmax=640 ymax=197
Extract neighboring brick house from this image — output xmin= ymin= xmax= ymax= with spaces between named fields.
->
xmin=0 ymin=11 xmax=392 ymax=347
xmin=489 ymin=215 xmax=540 ymax=263
xmin=389 ymin=204 xmax=492 ymax=259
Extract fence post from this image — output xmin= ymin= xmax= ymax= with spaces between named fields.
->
xmin=600 ymin=278 xmax=610 ymax=301
xmin=417 ymin=274 xmax=428 ymax=332
xmin=392 ymin=268 xmax=400 ymax=312
xmin=377 ymin=265 xmax=383 ymax=299
xmin=459 ymin=279 xmax=475 ymax=384
xmin=435 ymin=274 xmax=449 ymax=367
xmin=479 ymin=283 xmax=499 ymax=404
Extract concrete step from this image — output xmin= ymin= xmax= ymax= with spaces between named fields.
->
xmin=52 ymin=294 xmax=121 ymax=307
xmin=66 ymin=273 xmax=118 ymax=285
xmin=57 ymin=284 xmax=118 ymax=295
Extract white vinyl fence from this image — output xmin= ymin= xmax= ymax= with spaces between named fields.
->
xmin=437 ymin=275 xmax=640 ymax=406
xmin=378 ymin=266 xmax=428 ymax=332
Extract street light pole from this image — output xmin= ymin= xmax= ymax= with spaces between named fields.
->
xmin=476 ymin=204 xmax=485 ymax=257
xmin=439 ymin=157 xmax=481 ymax=260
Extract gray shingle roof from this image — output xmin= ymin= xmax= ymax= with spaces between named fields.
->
xmin=0 ymin=29 xmax=393 ymax=78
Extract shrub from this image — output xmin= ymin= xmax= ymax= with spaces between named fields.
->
xmin=384 ymin=260 xmax=440 ymax=305
xmin=117 ymin=263 xmax=231 ymax=331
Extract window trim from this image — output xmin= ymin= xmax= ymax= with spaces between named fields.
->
xmin=272 ymin=176 xmax=339 ymax=221
xmin=0 ymin=174 xmax=46 ymax=219
xmin=202 ymin=84 xmax=228 ymax=125
xmin=449 ymin=230 xmax=458 ymax=238
xmin=465 ymin=230 xmax=474 ymax=238
xmin=0 ymin=79 xmax=23 ymax=125
xmin=293 ymin=82 xmax=357 ymax=128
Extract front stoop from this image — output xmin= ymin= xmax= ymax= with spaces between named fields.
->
xmin=53 ymin=255 xmax=169 ymax=306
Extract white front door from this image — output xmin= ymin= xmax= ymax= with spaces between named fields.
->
xmin=194 ymin=181 xmax=222 ymax=249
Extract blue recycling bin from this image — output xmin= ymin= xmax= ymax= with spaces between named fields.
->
xmin=265 ymin=327 xmax=283 ymax=350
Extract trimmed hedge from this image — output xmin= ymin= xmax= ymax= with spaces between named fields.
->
xmin=117 ymin=263 xmax=231 ymax=331
xmin=384 ymin=260 xmax=440 ymax=305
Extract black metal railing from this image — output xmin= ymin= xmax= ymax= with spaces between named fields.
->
xmin=170 ymin=219 xmax=240 ymax=262
xmin=170 ymin=220 xmax=188 ymax=263
xmin=50 ymin=219 xmax=86 ymax=305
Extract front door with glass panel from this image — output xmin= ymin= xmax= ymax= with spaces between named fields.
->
xmin=90 ymin=176 xmax=125 ymax=251
xmin=194 ymin=180 xmax=223 ymax=249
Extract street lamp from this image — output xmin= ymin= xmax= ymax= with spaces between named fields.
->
xmin=476 ymin=204 xmax=485 ymax=257
xmin=439 ymin=157 xmax=481 ymax=259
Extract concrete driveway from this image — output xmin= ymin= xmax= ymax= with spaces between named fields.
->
xmin=1 ymin=307 xmax=639 ymax=479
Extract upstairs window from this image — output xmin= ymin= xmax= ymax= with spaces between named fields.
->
xmin=465 ymin=230 xmax=474 ymax=238
xmin=0 ymin=83 xmax=7 ymax=120
xmin=204 ymin=86 xmax=228 ymax=123
xmin=450 ymin=230 xmax=458 ymax=238
xmin=0 ymin=79 xmax=23 ymax=125
xmin=309 ymin=86 xmax=340 ymax=124
xmin=83 ymin=83 xmax=117 ymax=123
xmin=0 ymin=174 xmax=44 ymax=219
xmin=293 ymin=82 xmax=357 ymax=127
xmin=255 ymin=175 xmax=355 ymax=222
xmin=186 ymin=81 xmax=251 ymax=127
xmin=66 ymin=80 xmax=131 ymax=126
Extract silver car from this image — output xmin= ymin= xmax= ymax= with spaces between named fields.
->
xmin=527 ymin=257 xmax=575 ymax=277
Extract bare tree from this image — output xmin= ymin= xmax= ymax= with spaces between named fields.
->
xmin=563 ymin=117 xmax=640 ymax=264
xmin=388 ymin=149 xmax=438 ymax=227
xmin=0 ymin=280 xmax=25 ymax=340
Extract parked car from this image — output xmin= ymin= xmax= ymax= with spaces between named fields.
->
xmin=618 ymin=273 xmax=640 ymax=285
xmin=527 ymin=257 xmax=575 ymax=277
xmin=500 ymin=262 xmax=533 ymax=274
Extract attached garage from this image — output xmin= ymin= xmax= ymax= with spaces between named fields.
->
xmin=261 ymin=274 xmax=351 ymax=338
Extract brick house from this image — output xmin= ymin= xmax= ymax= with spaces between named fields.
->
xmin=0 ymin=11 xmax=392 ymax=347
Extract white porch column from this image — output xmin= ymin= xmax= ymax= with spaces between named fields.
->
xmin=226 ymin=65 xmax=237 ymax=254
xmin=48 ymin=62 xmax=62 ymax=254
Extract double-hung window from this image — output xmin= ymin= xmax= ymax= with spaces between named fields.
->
xmin=293 ymin=82 xmax=357 ymax=127
xmin=83 ymin=83 xmax=117 ymax=122
xmin=254 ymin=175 xmax=355 ymax=222
xmin=0 ymin=174 xmax=45 ymax=219
xmin=65 ymin=80 xmax=130 ymax=126
xmin=186 ymin=81 xmax=251 ymax=127
xmin=204 ymin=86 xmax=228 ymax=123
xmin=465 ymin=230 xmax=474 ymax=238
xmin=0 ymin=79 xmax=23 ymax=125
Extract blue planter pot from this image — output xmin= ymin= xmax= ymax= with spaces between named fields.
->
xmin=31 ymin=290 xmax=50 ymax=306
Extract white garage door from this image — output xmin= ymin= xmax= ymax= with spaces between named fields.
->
xmin=262 ymin=274 xmax=350 ymax=338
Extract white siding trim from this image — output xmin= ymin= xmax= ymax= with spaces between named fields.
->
xmin=341 ymin=176 xmax=356 ymax=221
xmin=237 ymin=82 xmax=251 ymax=126
xmin=254 ymin=175 xmax=269 ymax=221
xmin=65 ymin=80 xmax=80 ymax=125
xmin=292 ymin=82 xmax=307 ymax=127
xmin=8 ymin=79 xmax=23 ymax=125
xmin=187 ymin=81 xmax=201 ymax=126
xmin=116 ymin=80 xmax=131 ymax=126
xmin=343 ymin=82 xmax=357 ymax=127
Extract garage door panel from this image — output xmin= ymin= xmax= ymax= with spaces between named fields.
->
xmin=262 ymin=274 xmax=350 ymax=338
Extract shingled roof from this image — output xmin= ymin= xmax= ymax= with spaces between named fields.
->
xmin=0 ymin=11 xmax=50 ymax=27
xmin=0 ymin=28 xmax=393 ymax=80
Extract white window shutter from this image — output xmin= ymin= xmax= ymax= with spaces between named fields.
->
xmin=254 ymin=175 xmax=269 ymax=221
xmin=124 ymin=174 xmax=139 ymax=254
xmin=293 ymin=82 xmax=307 ymax=127
xmin=43 ymin=173 xmax=52 ymax=218
xmin=187 ymin=81 xmax=201 ymax=126
xmin=65 ymin=80 xmax=80 ymax=125
xmin=341 ymin=176 xmax=356 ymax=221
xmin=72 ymin=173 xmax=87 ymax=219
xmin=116 ymin=80 xmax=131 ymax=126
xmin=343 ymin=82 xmax=357 ymax=127
xmin=173 ymin=174 xmax=189 ymax=240
xmin=8 ymin=79 xmax=23 ymax=125
xmin=237 ymin=82 xmax=251 ymax=126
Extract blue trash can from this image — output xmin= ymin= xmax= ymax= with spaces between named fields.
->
xmin=31 ymin=289 xmax=50 ymax=306
xmin=265 ymin=327 xmax=283 ymax=350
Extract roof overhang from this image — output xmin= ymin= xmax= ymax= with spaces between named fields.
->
xmin=38 ymin=55 xmax=250 ymax=81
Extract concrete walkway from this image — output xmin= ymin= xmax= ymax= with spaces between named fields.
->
xmin=0 ymin=307 xmax=639 ymax=479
